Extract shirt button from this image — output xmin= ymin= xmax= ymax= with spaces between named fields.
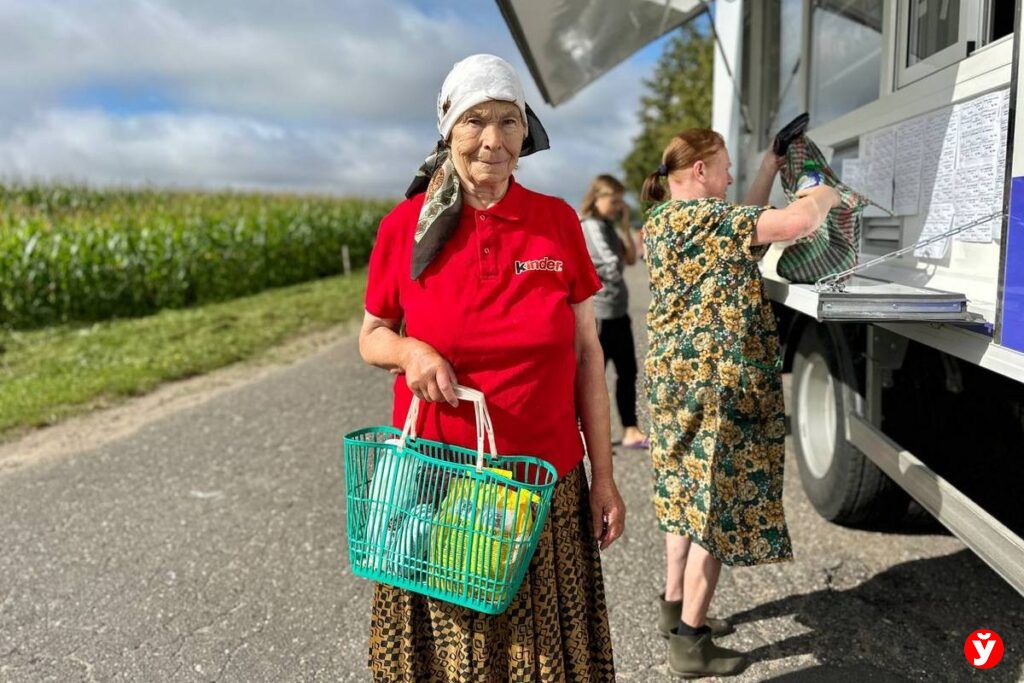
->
xmin=483 ymin=247 xmax=490 ymax=254
xmin=481 ymin=214 xmax=488 ymax=220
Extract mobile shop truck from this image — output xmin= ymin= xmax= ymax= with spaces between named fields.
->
xmin=497 ymin=0 xmax=1024 ymax=594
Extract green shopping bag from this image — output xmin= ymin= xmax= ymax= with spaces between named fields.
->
xmin=777 ymin=135 xmax=870 ymax=283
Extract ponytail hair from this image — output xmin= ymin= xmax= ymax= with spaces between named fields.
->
xmin=640 ymin=170 xmax=667 ymax=204
xmin=640 ymin=128 xmax=726 ymax=204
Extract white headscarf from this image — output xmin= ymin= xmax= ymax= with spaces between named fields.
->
xmin=437 ymin=54 xmax=527 ymax=141
xmin=405 ymin=54 xmax=549 ymax=280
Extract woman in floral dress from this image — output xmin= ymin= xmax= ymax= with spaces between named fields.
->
xmin=639 ymin=129 xmax=839 ymax=677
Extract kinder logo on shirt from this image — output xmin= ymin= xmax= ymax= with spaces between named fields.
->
xmin=515 ymin=257 xmax=564 ymax=275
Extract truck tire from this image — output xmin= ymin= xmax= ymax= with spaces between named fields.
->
xmin=791 ymin=322 xmax=906 ymax=526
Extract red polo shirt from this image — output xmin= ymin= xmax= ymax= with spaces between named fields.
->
xmin=365 ymin=179 xmax=601 ymax=477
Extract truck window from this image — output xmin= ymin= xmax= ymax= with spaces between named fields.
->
xmin=809 ymin=0 xmax=884 ymax=127
xmin=761 ymin=0 xmax=805 ymax=147
xmin=895 ymin=0 xmax=987 ymax=87
xmin=985 ymin=1 xmax=1014 ymax=43
xmin=908 ymin=0 xmax=960 ymax=67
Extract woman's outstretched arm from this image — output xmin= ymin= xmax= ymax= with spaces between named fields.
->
xmin=742 ymin=151 xmax=785 ymax=206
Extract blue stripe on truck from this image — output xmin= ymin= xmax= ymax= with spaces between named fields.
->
xmin=1003 ymin=177 xmax=1024 ymax=352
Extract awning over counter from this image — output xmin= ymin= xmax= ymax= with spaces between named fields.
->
xmin=495 ymin=0 xmax=706 ymax=106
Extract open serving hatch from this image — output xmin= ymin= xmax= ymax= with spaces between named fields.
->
xmin=764 ymin=275 xmax=981 ymax=323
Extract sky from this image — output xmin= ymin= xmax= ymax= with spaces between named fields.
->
xmin=0 ymin=0 xmax=681 ymax=208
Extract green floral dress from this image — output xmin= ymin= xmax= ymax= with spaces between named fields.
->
xmin=643 ymin=198 xmax=793 ymax=566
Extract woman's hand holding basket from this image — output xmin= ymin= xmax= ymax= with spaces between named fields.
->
xmin=399 ymin=339 xmax=459 ymax=407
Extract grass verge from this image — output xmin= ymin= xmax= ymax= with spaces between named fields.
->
xmin=0 ymin=270 xmax=367 ymax=437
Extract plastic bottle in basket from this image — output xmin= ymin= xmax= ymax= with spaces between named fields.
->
xmin=364 ymin=439 xmax=422 ymax=567
xmin=386 ymin=502 xmax=435 ymax=577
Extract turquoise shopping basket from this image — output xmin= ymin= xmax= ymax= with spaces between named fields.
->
xmin=343 ymin=386 xmax=558 ymax=614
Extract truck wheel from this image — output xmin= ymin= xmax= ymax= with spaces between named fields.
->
xmin=791 ymin=323 xmax=906 ymax=526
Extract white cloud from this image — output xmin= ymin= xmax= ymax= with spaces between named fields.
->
xmin=0 ymin=109 xmax=433 ymax=196
xmin=0 ymin=0 xmax=652 ymax=206
xmin=0 ymin=0 xmax=497 ymax=124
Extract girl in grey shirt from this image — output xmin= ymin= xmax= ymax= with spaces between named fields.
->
xmin=580 ymin=174 xmax=648 ymax=449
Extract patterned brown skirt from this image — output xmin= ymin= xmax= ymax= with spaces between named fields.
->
xmin=367 ymin=463 xmax=616 ymax=682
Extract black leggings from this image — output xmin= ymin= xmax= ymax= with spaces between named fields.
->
xmin=597 ymin=314 xmax=638 ymax=429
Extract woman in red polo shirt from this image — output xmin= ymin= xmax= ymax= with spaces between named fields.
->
xmin=358 ymin=54 xmax=625 ymax=682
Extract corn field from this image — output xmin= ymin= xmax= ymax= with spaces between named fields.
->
xmin=0 ymin=184 xmax=392 ymax=329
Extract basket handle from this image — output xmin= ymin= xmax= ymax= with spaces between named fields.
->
xmin=398 ymin=385 xmax=498 ymax=472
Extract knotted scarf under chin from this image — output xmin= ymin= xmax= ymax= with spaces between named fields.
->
xmin=405 ymin=141 xmax=461 ymax=280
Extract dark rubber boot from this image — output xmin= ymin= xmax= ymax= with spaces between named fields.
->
xmin=667 ymin=629 xmax=746 ymax=678
xmin=658 ymin=594 xmax=735 ymax=638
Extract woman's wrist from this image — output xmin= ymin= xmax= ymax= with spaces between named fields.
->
xmin=397 ymin=337 xmax=425 ymax=371
xmin=762 ymin=151 xmax=784 ymax=171
xmin=810 ymin=186 xmax=838 ymax=212
xmin=590 ymin=462 xmax=614 ymax=482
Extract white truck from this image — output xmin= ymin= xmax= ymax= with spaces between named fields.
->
xmin=498 ymin=0 xmax=1024 ymax=594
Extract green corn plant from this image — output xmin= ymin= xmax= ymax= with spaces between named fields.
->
xmin=0 ymin=183 xmax=392 ymax=328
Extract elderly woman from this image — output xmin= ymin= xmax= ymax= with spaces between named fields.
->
xmin=358 ymin=54 xmax=625 ymax=682
xmin=640 ymin=129 xmax=838 ymax=677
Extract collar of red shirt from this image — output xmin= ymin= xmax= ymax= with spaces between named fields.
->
xmin=470 ymin=177 xmax=525 ymax=223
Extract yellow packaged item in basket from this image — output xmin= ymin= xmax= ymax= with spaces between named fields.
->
xmin=429 ymin=468 xmax=540 ymax=598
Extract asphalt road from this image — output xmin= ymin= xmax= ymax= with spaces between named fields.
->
xmin=1 ymin=264 xmax=1021 ymax=682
